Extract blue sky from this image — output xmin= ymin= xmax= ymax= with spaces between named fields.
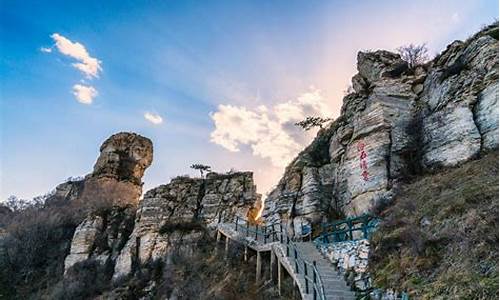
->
xmin=1 ymin=0 xmax=498 ymax=200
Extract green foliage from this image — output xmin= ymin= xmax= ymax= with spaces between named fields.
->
xmin=190 ymin=163 xmax=212 ymax=177
xmin=295 ymin=116 xmax=332 ymax=131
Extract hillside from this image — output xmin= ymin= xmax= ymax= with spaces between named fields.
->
xmin=370 ymin=152 xmax=498 ymax=299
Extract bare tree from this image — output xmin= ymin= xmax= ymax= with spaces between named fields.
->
xmin=397 ymin=43 xmax=429 ymax=69
xmin=190 ymin=164 xmax=211 ymax=178
xmin=295 ymin=116 xmax=332 ymax=131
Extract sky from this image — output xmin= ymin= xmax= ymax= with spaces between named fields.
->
xmin=0 ymin=0 xmax=498 ymax=201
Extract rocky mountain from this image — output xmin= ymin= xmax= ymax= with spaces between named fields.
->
xmin=263 ymin=23 xmax=498 ymax=233
xmin=0 ymin=23 xmax=497 ymax=300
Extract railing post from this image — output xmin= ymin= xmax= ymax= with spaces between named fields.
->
xmin=246 ymin=221 xmax=249 ymax=237
xmin=305 ymin=277 xmax=309 ymax=294
xmin=304 ymin=262 xmax=308 ymax=276
xmin=313 ymin=261 xmax=318 ymax=300
xmin=300 ymin=221 xmax=304 ymax=241
xmin=286 ymin=245 xmax=290 ymax=257
xmin=362 ymin=214 xmax=369 ymax=239
xmin=348 ymin=220 xmax=353 ymax=240
xmin=255 ymin=224 xmax=258 ymax=240
xmin=235 ymin=216 xmax=238 ymax=231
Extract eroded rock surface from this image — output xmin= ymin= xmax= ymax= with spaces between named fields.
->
xmin=263 ymin=23 xmax=499 ymax=227
xmin=61 ymin=132 xmax=153 ymax=272
xmin=113 ymin=172 xmax=259 ymax=280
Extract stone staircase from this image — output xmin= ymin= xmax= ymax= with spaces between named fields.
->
xmin=293 ymin=242 xmax=355 ymax=300
xmin=217 ymin=219 xmax=356 ymax=300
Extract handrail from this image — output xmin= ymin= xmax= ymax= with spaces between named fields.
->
xmin=231 ymin=216 xmax=326 ymax=300
xmin=282 ymin=234 xmax=326 ymax=300
xmin=319 ymin=213 xmax=379 ymax=243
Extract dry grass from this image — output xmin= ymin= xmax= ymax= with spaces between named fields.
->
xmin=369 ymin=152 xmax=499 ymax=299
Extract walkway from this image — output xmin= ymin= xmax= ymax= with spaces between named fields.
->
xmin=216 ymin=218 xmax=355 ymax=300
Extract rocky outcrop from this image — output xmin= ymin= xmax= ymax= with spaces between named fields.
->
xmin=48 ymin=132 xmax=153 ymax=208
xmin=61 ymin=132 xmax=153 ymax=271
xmin=92 ymin=132 xmax=153 ymax=185
xmin=113 ymin=172 xmax=259 ymax=280
xmin=263 ymin=23 xmax=498 ymax=227
xmin=64 ymin=207 xmax=135 ymax=273
xmin=62 ymin=133 xmax=259 ymax=281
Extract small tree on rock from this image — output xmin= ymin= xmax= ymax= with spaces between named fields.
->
xmin=295 ymin=116 xmax=332 ymax=131
xmin=190 ymin=164 xmax=211 ymax=178
xmin=396 ymin=43 xmax=429 ymax=69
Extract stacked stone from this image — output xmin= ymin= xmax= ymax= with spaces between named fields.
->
xmin=318 ymin=239 xmax=371 ymax=291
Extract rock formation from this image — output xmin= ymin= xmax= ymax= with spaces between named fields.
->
xmin=263 ymin=23 xmax=499 ymax=230
xmin=48 ymin=132 xmax=153 ymax=207
xmin=58 ymin=131 xmax=259 ymax=284
xmin=113 ymin=171 xmax=259 ymax=280
xmin=61 ymin=132 xmax=153 ymax=271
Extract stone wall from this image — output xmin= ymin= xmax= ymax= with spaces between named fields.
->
xmin=318 ymin=239 xmax=371 ymax=290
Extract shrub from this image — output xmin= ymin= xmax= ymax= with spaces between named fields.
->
xmin=396 ymin=43 xmax=429 ymax=69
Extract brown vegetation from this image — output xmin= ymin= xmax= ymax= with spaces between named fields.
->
xmin=369 ymin=152 xmax=499 ymax=299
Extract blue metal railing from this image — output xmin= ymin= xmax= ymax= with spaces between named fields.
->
xmin=319 ymin=213 xmax=379 ymax=244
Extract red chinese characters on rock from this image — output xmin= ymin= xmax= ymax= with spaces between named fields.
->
xmin=357 ymin=142 xmax=369 ymax=181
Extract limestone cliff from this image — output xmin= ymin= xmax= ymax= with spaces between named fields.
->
xmin=112 ymin=171 xmax=259 ymax=280
xmin=62 ymin=134 xmax=259 ymax=279
xmin=262 ymin=23 xmax=499 ymax=231
xmin=61 ymin=132 xmax=153 ymax=271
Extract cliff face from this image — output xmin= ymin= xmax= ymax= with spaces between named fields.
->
xmin=263 ymin=24 xmax=499 ymax=230
xmin=59 ymin=132 xmax=154 ymax=271
xmin=112 ymin=172 xmax=259 ymax=280
xmin=57 ymin=136 xmax=259 ymax=297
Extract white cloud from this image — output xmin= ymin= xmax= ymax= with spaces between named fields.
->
xmin=50 ymin=33 xmax=102 ymax=79
xmin=72 ymin=84 xmax=97 ymax=104
xmin=144 ymin=112 xmax=164 ymax=125
xmin=40 ymin=47 xmax=52 ymax=53
xmin=210 ymin=89 xmax=332 ymax=167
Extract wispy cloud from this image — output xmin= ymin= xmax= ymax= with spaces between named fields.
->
xmin=40 ymin=47 xmax=52 ymax=53
xmin=144 ymin=112 xmax=164 ymax=125
xmin=210 ymin=89 xmax=332 ymax=167
xmin=72 ymin=84 xmax=97 ymax=104
xmin=50 ymin=33 xmax=102 ymax=79
xmin=43 ymin=33 xmax=102 ymax=104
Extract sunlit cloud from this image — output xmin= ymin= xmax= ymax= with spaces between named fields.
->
xmin=40 ymin=47 xmax=52 ymax=53
xmin=210 ymin=89 xmax=332 ymax=167
xmin=50 ymin=33 xmax=102 ymax=79
xmin=72 ymin=84 xmax=97 ymax=104
xmin=144 ymin=112 xmax=164 ymax=125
